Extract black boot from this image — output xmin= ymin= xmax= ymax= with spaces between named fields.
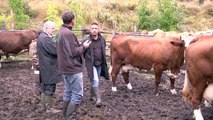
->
xmin=90 ymin=87 xmax=96 ymax=102
xmin=41 ymin=93 xmax=46 ymax=111
xmin=93 ymin=87 xmax=101 ymax=107
xmin=45 ymin=95 xmax=61 ymax=113
xmin=66 ymin=103 xmax=78 ymax=120
xmin=62 ymin=100 xmax=70 ymax=117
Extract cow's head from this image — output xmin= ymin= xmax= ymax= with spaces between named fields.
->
xmin=170 ymin=38 xmax=185 ymax=74
xmin=35 ymin=29 xmax=43 ymax=39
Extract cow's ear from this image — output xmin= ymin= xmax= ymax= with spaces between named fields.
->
xmin=170 ymin=41 xmax=184 ymax=47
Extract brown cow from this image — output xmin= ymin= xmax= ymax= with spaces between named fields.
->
xmin=110 ymin=35 xmax=185 ymax=95
xmin=189 ymin=34 xmax=212 ymax=44
xmin=182 ymin=35 xmax=213 ymax=120
xmin=0 ymin=30 xmax=37 ymax=67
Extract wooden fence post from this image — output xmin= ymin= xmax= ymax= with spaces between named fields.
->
xmin=134 ymin=24 xmax=137 ymax=32
xmin=1 ymin=21 xmax=7 ymax=30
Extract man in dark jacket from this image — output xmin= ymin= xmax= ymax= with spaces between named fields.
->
xmin=37 ymin=21 xmax=61 ymax=113
xmin=55 ymin=10 xmax=91 ymax=120
xmin=82 ymin=22 xmax=109 ymax=106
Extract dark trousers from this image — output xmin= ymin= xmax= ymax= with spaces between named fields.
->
xmin=41 ymin=84 xmax=56 ymax=96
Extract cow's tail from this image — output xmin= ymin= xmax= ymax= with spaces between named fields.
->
xmin=182 ymin=70 xmax=191 ymax=103
xmin=108 ymin=34 xmax=116 ymax=79
xmin=108 ymin=43 xmax=112 ymax=78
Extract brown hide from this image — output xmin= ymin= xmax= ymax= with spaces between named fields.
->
xmin=29 ymin=30 xmax=42 ymax=60
xmin=29 ymin=39 xmax=37 ymax=60
xmin=184 ymin=35 xmax=213 ymax=109
xmin=189 ymin=34 xmax=213 ymax=44
xmin=110 ymin=35 xmax=185 ymax=94
xmin=0 ymin=30 xmax=36 ymax=54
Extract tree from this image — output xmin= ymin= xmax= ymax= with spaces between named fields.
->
xmin=68 ymin=0 xmax=86 ymax=28
xmin=199 ymin=0 xmax=205 ymax=5
xmin=45 ymin=4 xmax=62 ymax=29
xmin=9 ymin=0 xmax=29 ymax=29
xmin=158 ymin=0 xmax=181 ymax=31
xmin=138 ymin=0 xmax=183 ymax=31
xmin=0 ymin=14 xmax=12 ymax=30
xmin=138 ymin=0 xmax=160 ymax=30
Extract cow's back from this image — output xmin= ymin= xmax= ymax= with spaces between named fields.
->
xmin=189 ymin=34 xmax=213 ymax=44
xmin=186 ymin=35 xmax=213 ymax=84
xmin=0 ymin=30 xmax=36 ymax=54
xmin=111 ymin=35 xmax=185 ymax=71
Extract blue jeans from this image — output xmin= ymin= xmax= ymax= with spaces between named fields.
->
xmin=62 ymin=72 xmax=83 ymax=104
xmin=91 ymin=66 xmax=101 ymax=88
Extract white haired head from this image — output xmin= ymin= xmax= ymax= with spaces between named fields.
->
xmin=43 ymin=21 xmax=56 ymax=36
xmin=43 ymin=21 xmax=55 ymax=30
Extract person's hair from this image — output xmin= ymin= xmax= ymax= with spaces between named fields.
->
xmin=62 ymin=10 xmax=75 ymax=24
xmin=43 ymin=21 xmax=55 ymax=30
xmin=91 ymin=22 xmax=99 ymax=26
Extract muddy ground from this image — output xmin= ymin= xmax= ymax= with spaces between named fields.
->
xmin=0 ymin=61 xmax=212 ymax=120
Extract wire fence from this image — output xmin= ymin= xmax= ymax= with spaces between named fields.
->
xmin=0 ymin=21 xmax=212 ymax=60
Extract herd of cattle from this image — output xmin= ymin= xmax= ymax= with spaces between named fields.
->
xmin=0 ymin=29 xmax=213 ymax=120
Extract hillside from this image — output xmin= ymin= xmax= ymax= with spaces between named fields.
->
xmin=178 ymin=0 xmax=213 ymax=32
xmin=0 ymin=0 xmax=212 ymax=32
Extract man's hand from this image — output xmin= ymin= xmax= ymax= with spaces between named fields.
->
xmin=83 ymin=40 xmax=91 ymax=48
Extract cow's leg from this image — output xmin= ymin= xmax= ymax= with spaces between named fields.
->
xmin=108 ymin=66 xmax=112 ymax=80
xmin=193 ymin=108 xmax=203 ymax=120
xmin=191 ymin=82 xmax=206 ymax=120
xmin=121 ymin=70 xmax=132 ymax=90
xmin=111 ymin=64 xmax=122 ymax=92
xmin=0 ymin=55 xmax=1 ymax=68
xmin=153 ymin=66 xmax=163 ymax=96
xmin=6 ymin=54 xmax=10 ymax=60
xmin=169 ymin=78 xmax=177 ymax=94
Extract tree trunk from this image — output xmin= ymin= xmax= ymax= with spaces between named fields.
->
xmin=199 ymin=0 xmax=204 ymax=5
xmin=10 ymin=9 xmax=14 ymax=30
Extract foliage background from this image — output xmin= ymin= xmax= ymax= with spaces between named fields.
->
xmin=0 ymin=0 xmax=212 ymax=32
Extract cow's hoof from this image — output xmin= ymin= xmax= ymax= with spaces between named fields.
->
xmin=127 ymin=83 xmax=132 ymax=90
xmin=170 ymin=89 xmax=177 ymax=95
xmin=204 ymin=100 xmax=212 ymax=107
xmin=112 ymin=87 xmax=117 ymax=92
xmin=180 ymin=70 xmax=185 ymax=74
xmin=194 ymin=108 xmax=204 ymax=120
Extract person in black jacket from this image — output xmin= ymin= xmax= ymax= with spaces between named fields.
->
xmin=82 ymin=22 xmax=109 ymax=106
xmin=37 ymin=21 xmax=62 ymax=113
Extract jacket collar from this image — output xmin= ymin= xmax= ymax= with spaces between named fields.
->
xmin=43 ymin=30 xmax=52 ymax=38
xmin=62 ymin=24 xmax=72 ymax=30
xmin=89 ymin=33 xmax=102 ymax=41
